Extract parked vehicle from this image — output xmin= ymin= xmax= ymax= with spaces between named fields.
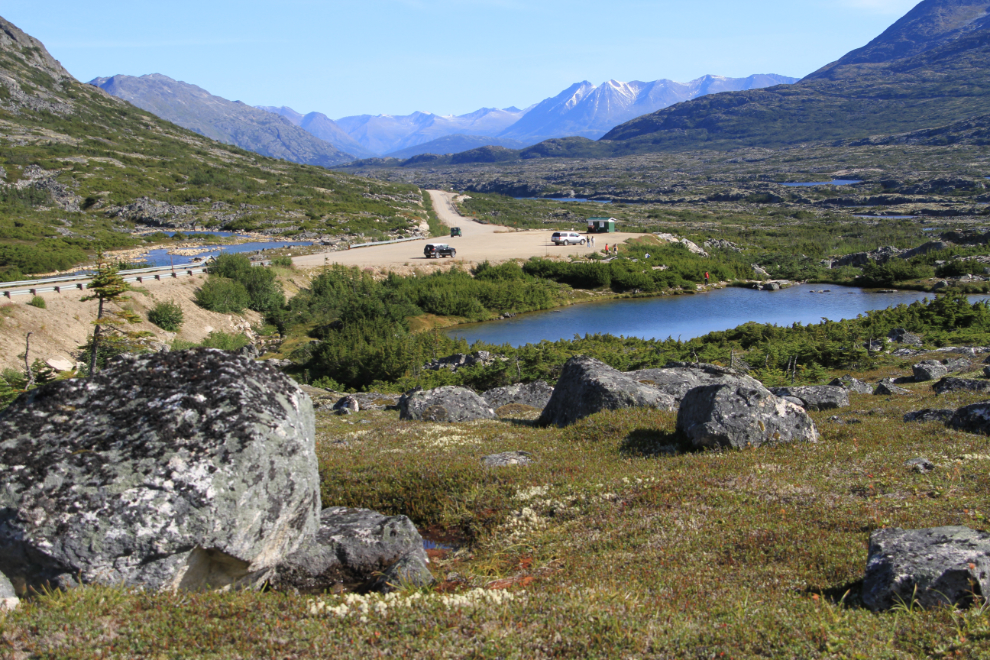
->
xmin=450 ymin=227 xmax=462 ymax=237
xmin=424 ymin=243 xmax=456 ymax=258
xmin=551 ymin=231 xmax=587 ymax=246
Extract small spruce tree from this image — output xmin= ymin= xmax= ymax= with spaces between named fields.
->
xmin=81 ymin=253 xmax=140 ymax=376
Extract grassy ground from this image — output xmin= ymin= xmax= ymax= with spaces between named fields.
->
xmin=3 ymin=355 xmax=990 ymax=657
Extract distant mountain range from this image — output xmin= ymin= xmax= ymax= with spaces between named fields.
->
xmin=88 ymin=75 xmax=353 ymax=168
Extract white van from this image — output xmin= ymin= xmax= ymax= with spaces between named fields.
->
xmin=551 ymin=231 xmax=586 ymax=246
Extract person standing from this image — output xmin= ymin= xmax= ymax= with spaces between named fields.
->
xmin=704 ymin=271 xmax=710 ymax=285
xmin=604 ymin=243 xmax=609 ymax=255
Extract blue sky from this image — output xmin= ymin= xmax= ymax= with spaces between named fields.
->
xmin=4 ymin=0 xmax=920 ymax=119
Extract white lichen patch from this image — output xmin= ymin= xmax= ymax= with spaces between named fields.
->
xmin=308 ymin=588 xmax=520 ymax=622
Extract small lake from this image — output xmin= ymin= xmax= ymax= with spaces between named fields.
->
xmin=156 ymin=230 xmax=249 ymax=238
xmin=447 ymin=284 xmax=988 ymax=347
xmin=137 ymin=241 xmax=313 ymax=267
xmin=780 ymin=180 xmax=862 ymax=187
xmin=513 ymin=197 xmax=612 ymax=203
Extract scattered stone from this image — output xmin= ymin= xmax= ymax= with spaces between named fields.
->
xmin=540 ymin=356 xmax=676 ymax=427
xmin=269 ymin=507 xmax=433 ymax=594
xmin=0 ymin=572 xmax=17 ymax=611
xmin=752 ymin=264 xmax=770 ymax=278
xmin=949 ymin=402 xmax=990 ymax=434
xmin=875 ymin=379 xmax=912 ymax=396
xmin=676 ymin=383 xmax=818 ymax=450
xmin=933 ymin=378 xmax=990 ymax=395
xmin=932 ymin=280 xmax=950 ymax=291
xmin=829 ymin=375 xmax=875 ymax=394
xmin=944 ymin=358 xmax=973 ymax=373
xmin=903 ymin=409 xmax=955 ymax=423
xmin=862 ymin=526 xmax=990 ymax=611
xmin=770 ymin=386 xmax=850 ymax=411
xmin=626 ymin=362 xmax=760 ymax=404
xmin=333 ymin=395 xmax=360 ymax=415
xmin=483 ymin=381 xmax=554 ymax=411
xmin=238 ymin=344 xmax=260 ymax=359
xmin=0 ymin=349 xmax=321 ymax=593
xmin=905 ymin=458 xmax=936 ymax=474
xmin=424 ymin=351 xmax=498 ymax=373
xmin=398 ymin=386 xmax=496 ymax=422
xmin=984 ymin=366 xmax=990 ymax=378
xmin=888 ymin=328 xmax=923 ymax=346
xmin=44 ymin=357 xmax=74 ymax=372
xmin=482 ymin=451 xmax=535 ymax=468
xmin=913 ymin=361 xmax=949 ymax=382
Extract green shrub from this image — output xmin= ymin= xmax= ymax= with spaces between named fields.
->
xmin=207 ymin=253 xmax=285 ymax=312
xmin=147 ymin=300 xmax=184 ymax=331
xmin=270 ymin=256 xmax=294 ymax=268
xmin=195 ymin=276 xmax=251 ymax=313
xmin=200 ymin=331 xmax=250 ymax=351
xmin=27 ymin=296 xmax=46 ymax=309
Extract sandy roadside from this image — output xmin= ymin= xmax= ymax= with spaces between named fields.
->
xmin=291 ymin=190 xmax=641 ymax=271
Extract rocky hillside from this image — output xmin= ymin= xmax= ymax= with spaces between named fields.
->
xmin=89 ymin=74 xmax=355 ymax=167
xmin=0 ymin=16 xmax=432 ymax=280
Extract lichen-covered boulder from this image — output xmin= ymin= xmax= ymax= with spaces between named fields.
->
xmin=770 ymin=386 xmax=849 ymax=411
xmin=0 ymin=349 xmax=320 ymax=594
xmin=626 ymin=362 xmax=759 ymax=404
xmin=875 ymin=379 xmax=912 ymax=396
xmin=677 ymin=383 xmax=818 ymax=450
xmin=904 ymin=409 xmax=955 ymax=424
xmin=863 ymin=527 xmax=990 ymax=611
xmin=934 ymin=377 xmax=990 ymax=395
xmin=483 ymin=381 xmax=554 ymax=411
xmin=913 ymin=361 xmax=949 ymax=382
xmin=950 ymin=402 xmax=990 ymax=434
xmin=269 ymin=507 xmax=433 ymax=593
xmin=333 ymin=395 xmax=360 ymax=415
xmin=829 ymin=375 xmax=874 ymax=395
xmin=540 ymin=356 xmax=676 ymax=427
xmin=0 ymin=572 xmax=17 ymax=611
xmin=482 ymin=451 xmax=535 ymax=468
xmin=398 ymin=386 xmax=495 ymax=422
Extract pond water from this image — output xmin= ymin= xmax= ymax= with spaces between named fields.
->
xmin=446 ymin=284 xmax=988 ymax=347
xmin=156 ymin=230 xmax=248 ymax=238
xmin=854 ymin=215 xmax=918 ymax=220
xmin=137 ymin=240 xmax=313 ymax=267
xmin=780 ymin=180 xmax=862 ymax=187
xmin=513 ymin=197 xmax=612 ymax=203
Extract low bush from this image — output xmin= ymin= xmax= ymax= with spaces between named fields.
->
xmin=270 ymin=256 xmax=294 ymax=268
xmin=200 ymin=331 xmax=250 ymax=351
xmin=195 ymin=277 xmax=250 ymax=313
xmin=147 ymin=300 xmax=184 ymax=331
xmin=27 ymin=296 xmax=46 ymax=309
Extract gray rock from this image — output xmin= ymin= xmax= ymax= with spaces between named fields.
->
xmin=863 ymin=526 xmax=990 ymax=611
xmin=540 ymin=356 xmax=676 ymax=427
xmin=0 ymin=571 xmax=17 ymax=611
xmin=770 ymin=386 xmax=850 ymax=411
xmin=0 ymin=349 xmax=320 ymax=594
xmin=933 ymin=280 xmax=950 ymax=291
xmin=984 ymin=366 xmax=990 ymax=379
xmin=781 ymin=395 xmax=805 ymax=407
xmin=949 ymin=402 xmax=990 ymax=434
xmin=905 ymin=458 xmax=935 ymax=473
xmin=270 ymin=507 xmax=432 ymax=594
xmin=333 ymin=395 xmax=360 ymax=415
xmin=371 ymin=552 xmax=434 ymax=594
xmin=875 ymin=379 xmax=912 ymax=396
xmin=399 ymin=386 xmax=496 ymax=422
xmin=864 ymin=339 xmax=886 ymax=353
xmin=676 ymin=383 xmax=818 ymax=450
xmin=483 ymin=381 xmax=554 ymax=411
xmin=424 ymin=351 xmax=498 ymax=373
xmin=888 ymin=328 xmax=923 ymax=346
xmin=913 ymin=361 xmax=949 ymax=382
xmin=238 ymin=344 xmax=260 ymax=359
xmin=626 ymin=362 xmax=760 ymax=404
xmin=903 ymin=409 xmax=955 ymax=424
xmin=482 ymin=451 xmax=535 ymax=468
xmin=933 ymin=378 xmax=990 ymax=395
xmin=829 ymin=375 xmax=875 ymax=395
xmin=944 ymin=358 xmax=973 ymax=373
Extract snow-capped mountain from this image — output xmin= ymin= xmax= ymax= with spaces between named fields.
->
xmin=257 ymin=106 xmax=375 ymax=159
xmin=498 ymin=74 xmax=798 ymax=143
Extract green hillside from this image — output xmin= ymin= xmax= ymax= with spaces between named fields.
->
xmin=0 ymin=17 xmax=430 ymax=281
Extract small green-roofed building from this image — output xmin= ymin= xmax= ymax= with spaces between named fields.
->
xmin=587 ymin=217 xmax=616 ymax=233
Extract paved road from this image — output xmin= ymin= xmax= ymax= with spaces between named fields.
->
xmin=291 ymin=190 xmax=641 ymax=271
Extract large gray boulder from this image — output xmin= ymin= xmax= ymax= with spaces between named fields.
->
xmin=398 ymin=386 xmax=496 ymax=422
xmin=913 ymin=360 xmax=949 ymax=382
xmin=875 ymin=379 xmax=912 ymax=396
xmin=540 ymin=356 xmax=676 ymax=427
xmin=0 ymin=349 xmax=320 ymax=594
xmin=626 ymin=362 xmax=759 ymax=404
xmin=483 ymin=381 xmax=554 ymax=411
xmin=0 ymin=572 xmax=17 ymax=611
xmin=677 ymin=383 xmax=818 ymax=450
xmin=269 ymin=507 xmax=433 ymax=594
xmin=863 ymin=527 xmax=990 ymax=611
xmin=950 ymin=402 xmax=990 ymax=434
xmin=888 ymin=328 xmax=923 ymax=346
xmin=769 ymin=386 xmax=849 ymax=411
xmin=904 ymin=409 xmax=955 ymax=424
xmin=933 ymin=377 xmax=990 ymax=395
xmin=829 ymin=375 xmax=875 ymax=395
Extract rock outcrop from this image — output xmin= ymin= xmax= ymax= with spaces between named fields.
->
xmin=676 ymin=383 xmax=818 ymax=450
xmin=483 ymin=381 xmax=554 ymax=411
xmin=913 ymin=360 xmax=949 ymax=382
xmin=888 ymin=328 xmax=923 ymax=346
xmin=0 ymin=572 xmax=17 ymax=611
xmin=875 ymin=379 xmax=912 ymax=396
xmin=829 ymin=375 xmax=875 ymax=394
xmin=863 ymin=527 xmax=990 ymax=611
xmin=0 ymin=349 xmax=321 ymax=594
xmin=626 ymin=362 xmax=759 ymax=404
xmin=904 ymin=409 xmax=955 ymax=423
xmin=424 ymin=351 xmax=498 ymax=373
xmin=482 ymin=451 xmax=535 ymax=468
xmin=269 ymin=507 xmax=433 ymax=594
xmin=540 ymin=356 xmax=676 ymax=427
xmin=398 ymin=386 xmax=496 ymax=422
xmin=769 ymin=386 xmax=849 ymax=411
xmin=949 ymin=402 xmax=990 ymax=434
xmin=933 ymin=378 xmax=990 ymax=395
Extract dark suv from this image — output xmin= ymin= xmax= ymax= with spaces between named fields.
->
xmin=424 ymin=243 xmax=456 ymax=258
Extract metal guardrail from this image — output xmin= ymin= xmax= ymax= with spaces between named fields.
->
xmin=348 ymin=236 xmax=426 ymax=249
xmin=2 ymin=265 xmax=209 ymax=298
